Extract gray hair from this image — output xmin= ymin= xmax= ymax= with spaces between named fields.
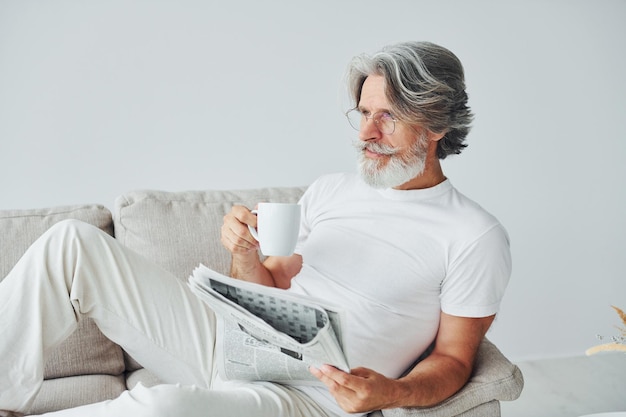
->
xmin=347 ymin=41 xmax=473 ymax=159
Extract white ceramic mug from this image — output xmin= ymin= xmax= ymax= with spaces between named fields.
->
xmin=248 ymin=203 xmax=301 ymax=256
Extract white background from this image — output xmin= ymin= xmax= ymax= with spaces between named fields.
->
xmin=1 ymin=0 xmax=625 ymax=362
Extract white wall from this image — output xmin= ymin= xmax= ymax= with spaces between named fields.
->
xmin=1 ymin=0 xmax=625 ymax=362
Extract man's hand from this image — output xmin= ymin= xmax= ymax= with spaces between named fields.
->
xmin=221 ymin=205 xmax=303 ymax=288
xmin=310 ymin=365 xmax=403 ymax=413
xmin=311 ymin=313 xmax=495 ymax=413
xmin=221 ymin=205 xmax=260 ymax=255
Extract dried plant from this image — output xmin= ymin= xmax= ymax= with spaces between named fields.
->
xmin=586 ymin=305 xmax=626 ymax=356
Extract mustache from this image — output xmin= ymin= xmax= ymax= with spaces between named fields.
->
xmin=351 ymin=140 xmax=398 ymax=156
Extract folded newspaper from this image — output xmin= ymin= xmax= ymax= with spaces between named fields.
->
xmin=188 ymin=264 xmax=349 ymax=385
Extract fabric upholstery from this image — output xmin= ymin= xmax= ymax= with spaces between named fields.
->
xmin=0 ymin=204 xmax=114 ymax=280
xmin=0 ymin=205 xmax=125 ymax=381
xmin=44 ymin=317 xmax=125 ymax=379
xmin=24 ymin=374 xmax=126 ymax=415
xmin=113 ymin=187 xmax=307 ymax=280
xmin=376 ymin=400 xmax=499 ymax=417
xmin=378 ymin=400 xmax=500 ymax=417
xmin=454 ymin=400 xmax=500 ymax=417
xmin=125 ymin=368 xmax=164 ymax=390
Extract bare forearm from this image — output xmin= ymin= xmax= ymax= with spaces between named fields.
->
xmin=229 ymin=253 xmax=277 ymax=287
xmin=309 ymin=354 xmax=473 ymax=414
xmin=312 ymin=314 xmax=490 ymax=414
xmin=389 ymin=352 xmax=472 ymax=408
xmin=384 ymin=313 xmax=493 ymax=409
xmin=222 ymin=204 xmax=301 ymax=288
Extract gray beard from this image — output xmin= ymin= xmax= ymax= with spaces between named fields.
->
xmin=353 ymin=133 xmax=429 ymax=189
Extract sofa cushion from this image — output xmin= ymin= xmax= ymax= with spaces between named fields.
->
xmin=0 ymin=205 xmax=125 ymax=379
xmin=44 ymin=317 xmax=125 ymax=379
xmin=125 ymin=367 xmax=163 ymax=390
xmin=377 ymin=400 xmax=500 ymax=417
xmin=24 ymin=374 xmax=126 ymax=415
xmin=0 ymin=205 xmax=114 ymax=279
xmin=113 ymin=187 xmax=306 ymax=280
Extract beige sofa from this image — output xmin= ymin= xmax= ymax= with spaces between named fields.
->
xmin=0 ymin=186 xmax=523 ymax=416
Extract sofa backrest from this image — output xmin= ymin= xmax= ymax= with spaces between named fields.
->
xmin=0 ymin=205 xmax=114 ymax=280
xmin=113 ymin=187 xmax=307 ymax=281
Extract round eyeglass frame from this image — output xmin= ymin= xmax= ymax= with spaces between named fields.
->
xmin=345 ymin=108 xmax=398 ymax=135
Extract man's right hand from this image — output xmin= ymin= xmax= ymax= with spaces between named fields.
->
xmin=220 ymin=205 xmax=303 ymax=289
xmin=220 ymin=205 xmax=260 ymax=256
xmin=220 ymin=205 xmax=277 ymax=286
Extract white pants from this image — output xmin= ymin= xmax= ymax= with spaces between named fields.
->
xmin=0 ymin=220 xmax=333 ymax=417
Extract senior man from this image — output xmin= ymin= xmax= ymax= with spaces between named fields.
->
xmin=0 ymin=41 xmax=510 ymax=417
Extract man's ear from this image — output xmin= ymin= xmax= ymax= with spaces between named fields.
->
xmin=427 ymin=129 xmax=446 ymax=142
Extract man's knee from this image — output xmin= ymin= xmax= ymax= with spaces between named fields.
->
xmin=48 ymin=219 xmax=99 ymax=236
xmin=43 ymin=219 xmax=109 ymax=249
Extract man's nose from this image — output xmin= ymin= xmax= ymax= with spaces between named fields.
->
xmin=359 ymin=117 xmax=382 ymax=142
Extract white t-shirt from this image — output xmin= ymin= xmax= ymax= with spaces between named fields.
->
xmin=287 ymin=173 xmax=512 ymax=417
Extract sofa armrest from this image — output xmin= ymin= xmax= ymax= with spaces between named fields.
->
xmin=381 ymin=338 xmax=523 ymax=417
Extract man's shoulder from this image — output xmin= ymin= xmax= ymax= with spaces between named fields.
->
xmin=445 ymin=186 xmax=507 ymax=237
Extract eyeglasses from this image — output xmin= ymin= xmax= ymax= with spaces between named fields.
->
xmin=345 ymin=108 xmax=398 ymax=135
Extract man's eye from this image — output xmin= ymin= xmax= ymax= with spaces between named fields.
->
xmin=380 ymin=112 xmax=394 ymax=121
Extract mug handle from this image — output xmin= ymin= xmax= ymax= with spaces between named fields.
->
xmin=247 ymin=209 xmax=259 ymax=240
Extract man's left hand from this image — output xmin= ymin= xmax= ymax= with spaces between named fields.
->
xmin=310 ymin=365 xmax=402 ymax=413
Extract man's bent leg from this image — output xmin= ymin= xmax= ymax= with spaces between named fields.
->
xmin=32 ymin=382 xmax=335 ymax=417
xmin=0 ymin=220 xmax=217 ymax=413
